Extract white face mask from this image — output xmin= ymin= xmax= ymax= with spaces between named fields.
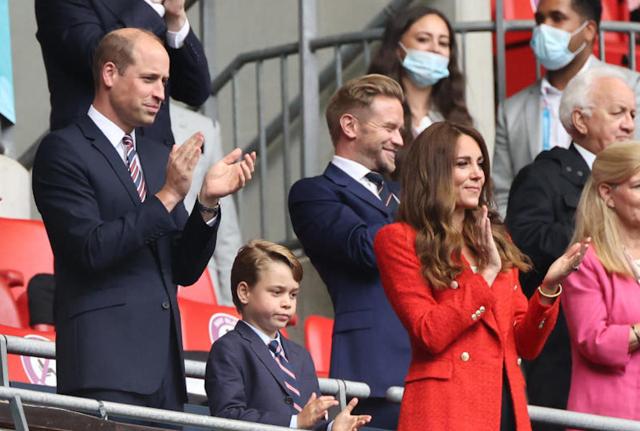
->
xmin=530 ymin=21 xmax=589 ymax=71
xmin=398 ymin=42 xmax=450 ymax=87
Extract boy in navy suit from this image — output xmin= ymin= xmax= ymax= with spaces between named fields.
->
xmin=205 ymin=240 xmax=371 ymax=430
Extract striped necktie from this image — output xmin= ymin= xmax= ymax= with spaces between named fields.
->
xmin=268 ymin=339 xmax=303 ymax=412
xmin=122 ymin=134 xmax=147 ymax=202
xmin=365 ymin=171 xmax=399 ymax=213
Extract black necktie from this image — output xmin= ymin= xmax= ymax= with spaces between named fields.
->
xmin=365 ymin=171 xmax=399 ymax=213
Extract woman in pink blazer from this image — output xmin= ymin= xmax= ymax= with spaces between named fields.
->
xmin=374 ymin=122 xmax=587 ymax=431
xmin=564 ymin=141 xmax=640 ymax=422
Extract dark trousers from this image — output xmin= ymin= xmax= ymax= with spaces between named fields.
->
xmin=353 ymin=397 xmax=400 ymax=430
xmin=67 ymin=323 xmax=185 ymax=428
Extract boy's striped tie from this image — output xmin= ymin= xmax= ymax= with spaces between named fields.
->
xmin=268 ymin=339 xmax=303 ymax=412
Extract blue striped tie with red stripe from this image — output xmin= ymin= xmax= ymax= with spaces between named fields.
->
xmin=365 ymin=171 xmax=399 ymax=213
xmin=268 ymin=339 xmax=303 ymax=412
xmin=122 ymin=134 xmax=147 ymax=202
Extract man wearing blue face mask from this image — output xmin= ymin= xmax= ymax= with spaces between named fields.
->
xmin=492 ymin=0 xmax=640 ymax=217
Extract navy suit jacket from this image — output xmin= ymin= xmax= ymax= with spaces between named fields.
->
xmin=288 ymin=163 xmax=411 ymax=398
xmin=35 ymin=0 xmax=211 ymax=146
xmin=205 ymin=321 xmax=326 ymax=429
xmin=32 ymin=115 xmax=219 ymax=397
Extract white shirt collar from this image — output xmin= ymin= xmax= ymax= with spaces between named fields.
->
xmin=574 ymin=143 xmax=596 ymax=169
xmin=88 ymin=105 xmax=137 ymax=154
xmin=242 ymin=320 xmax=283 ymax=348
xmin=331 ymin=155 xmax=372 ymax=183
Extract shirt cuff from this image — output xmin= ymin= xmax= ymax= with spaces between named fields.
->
xmin=143 ymin=0 xmax=165 ymax=17
xmin=205 ymin=214 xmax=218 ymax=227
xmin=290 ymin=415 xmax=297 ymax=428
xmin=166 ymin=19 xmax=190 ymax=48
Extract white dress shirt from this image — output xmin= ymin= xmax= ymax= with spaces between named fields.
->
xmin=331 ymin=155 xmax=381 ymax=200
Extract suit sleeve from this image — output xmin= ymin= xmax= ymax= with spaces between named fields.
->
xmin=562 ymin=251 xmax=632 ymax=369
xmin=35 ymin=0 xmax=162 ymax=79
xmin=374 ymin=224 xmax=497 ymax=354
xmin=289 ymin=179 xmax=382 ymax=272
xmin=32 ymin=132 xmax=217 ymax=279
xmin=35 ymin=0 xmax=210 ymax=108
xmin=205 ymin=338 xmax=292 ymax=427
xmin=493 ymin=101 xmax=514 ymax=217
xmin=506 ymin=163 xmax=573 ymax=296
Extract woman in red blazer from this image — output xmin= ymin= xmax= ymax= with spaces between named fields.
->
xmin=374 ymin=122 xmax=588 ymax=431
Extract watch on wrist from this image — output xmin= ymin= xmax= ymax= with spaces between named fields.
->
xmin=197 ymin=199 xmax=220 ymax=217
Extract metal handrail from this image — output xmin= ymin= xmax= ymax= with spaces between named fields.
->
xmin=0 ymin=386 xmax=292 ymax=431
xmin=385 ymin=386 xmax=640 ymax=431
xmin=0 ymin=334 xmax=370 ymax=401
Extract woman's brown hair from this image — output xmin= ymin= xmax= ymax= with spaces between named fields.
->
xmin=398 ymin=122 xmax=530 ymax=289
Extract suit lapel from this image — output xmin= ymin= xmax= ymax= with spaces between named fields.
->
xmin=525 ymin=83 xmax=542 ymax=161
xmin=236 ymin=322 xmax=290 ymax=395
xmin=78 ymin=116 xmax=141 ymax=206
xmin=323 ymin=163 xmax=392 ymax=217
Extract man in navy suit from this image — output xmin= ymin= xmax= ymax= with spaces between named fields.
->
xmin=32 ymin=28 xmax=255 ymax=412
xmin=205 ymin=239 xmax=370 ymax=430
xmin=288 ymin=74 xmax=411 ymax=429
xmin=35 ymin=0 xmax=211 ymax=146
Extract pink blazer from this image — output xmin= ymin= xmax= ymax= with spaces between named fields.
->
xmin=563 ymin=247 xmax=640 ymax=421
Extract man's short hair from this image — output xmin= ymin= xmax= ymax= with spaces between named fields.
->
xmin=230 ymin=239 xmax=303 ymax=312
xmin=571 ymin=0 xmax=602 ymax=27
xmin=91 ymin=28 xmax=163 ymax=90
xmin=325 ymin=74 xmax=404 ymax=144
xmin=559 ymin=66 xmax=627 ymax=136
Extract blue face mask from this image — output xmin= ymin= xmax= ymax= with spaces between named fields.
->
xmin=530 ymin=22 xmax=588 ymax=71
xmin=399 ymin=43 xmax=450 ymax=87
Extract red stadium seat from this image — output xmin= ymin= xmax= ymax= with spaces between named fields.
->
xmin=178 ymin=297 xmax=241 ymax=352
xmin=177 ymin=269 xmax=218 ymax=305
xmin=0 ymin=272 xmax=25 ymax=327
xmin=304 ymin=315 xmax=333 ymax=378
xmin=0 ymin=217 xmax=54 ymax=329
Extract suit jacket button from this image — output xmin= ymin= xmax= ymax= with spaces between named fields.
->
xmin=284 ymin=396 xmax=293 ymax=405
xmin=471 ymin=313 xmax=477 ymax=321
xmin=517 ymin=357 xmax=522 ymax=366
xmin=479 ymin=306 xmax=486 ymax=313
xmin=450 ymin=281 xmax=459 ymax=289
xmin=460 ymin=352 xmax=470 ymax=362
xmin=161 ymin=301 xmax=170 ymax=310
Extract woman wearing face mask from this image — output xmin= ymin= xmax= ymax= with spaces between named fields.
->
xmin=369 ymin=5 xmax=472 ymax=176
xmin=373 ymin=122 xmax=589 ymax=431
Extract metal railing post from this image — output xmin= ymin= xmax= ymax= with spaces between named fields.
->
xmin=199 ymin=0 xmax=218 ymax=121
xmin=494 ymin=0 xmax=507 ymax=105
xmin=0 ymin=335 xmax=8 ymax=387
xmin=298 ymin=0 xmax=320 ymax=178
xmin=9 ymin=395 xmax=29 ymax=431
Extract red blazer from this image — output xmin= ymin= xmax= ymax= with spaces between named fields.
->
xmin=374 ymin=223 xmax=559 ymax=431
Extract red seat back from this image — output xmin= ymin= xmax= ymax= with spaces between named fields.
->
xmin=0 ymin=217 xmax=54 ymax=328
xmin=177 ymin=269 xmax=218 ymax=305
xmin=304 ymin=315 xmax=333 ymax=378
